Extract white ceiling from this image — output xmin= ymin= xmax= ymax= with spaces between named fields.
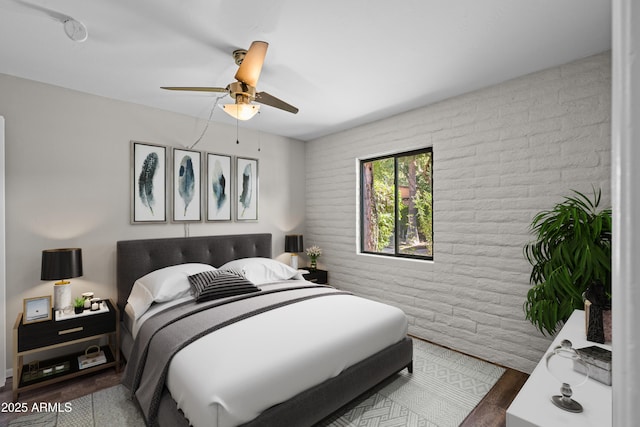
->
xmin=0 ymin=0 xmax=611 ymax=141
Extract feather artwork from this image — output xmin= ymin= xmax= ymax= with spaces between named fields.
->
xmin=239 ymin=163 xmax=252 ymax=215
xmin=138 ymin=152 xmax=158 ymax=215
xmin=178 ymin=155 xmax=195 ymax=215
xmin=211 ymin=159 xmax=226 ymax=211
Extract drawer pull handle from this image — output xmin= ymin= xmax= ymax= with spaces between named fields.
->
xmin=58 ymin=327 xmax=83 ymax=335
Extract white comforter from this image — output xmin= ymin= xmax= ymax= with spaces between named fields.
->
xmin=130 ymin=281 xmax=408 ymax=427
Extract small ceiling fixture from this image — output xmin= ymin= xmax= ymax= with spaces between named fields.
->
xmin=12 ymin=0 xmax=88 ymax=42
xmin=162 ymin=41 xmax=298 ymax=121
xmin=62 ymin=18 xmax=88 ymax=42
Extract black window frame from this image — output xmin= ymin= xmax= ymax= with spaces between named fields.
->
xmin=359 ymin=147 xmax=433 ymax=261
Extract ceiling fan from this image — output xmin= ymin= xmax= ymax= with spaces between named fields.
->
xmin=161 ymin=41 xmax=298 ymax=120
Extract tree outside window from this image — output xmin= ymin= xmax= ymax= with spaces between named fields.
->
xmin=361 ymin=148 xmax=433 ymax=260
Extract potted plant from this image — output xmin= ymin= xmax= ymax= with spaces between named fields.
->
xmin=523 ymin=187 xmax=611 ymax=335
xmin=73 ymin=297 xmax=85 ymax=314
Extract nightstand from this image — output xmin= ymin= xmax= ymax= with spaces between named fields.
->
xmin=12 ymin=299 xmax=120 ymax=401
xmin=302 ymin=269 xmax=328 ymax=285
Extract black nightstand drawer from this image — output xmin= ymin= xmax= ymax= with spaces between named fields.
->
xmin=18 ymin=300 xmax=117 ymax=352
xmin=303 ymin=269 xmax=328 ymax=284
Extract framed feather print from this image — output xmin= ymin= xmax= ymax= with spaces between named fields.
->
xmin=235 ymin=156 xmax=258 ymax=221
xmin=131 ymin=141 xmax=167 ymax=223
xmin=206 ymin=153 xmax=232 ymax=221
xmin=172 ymin=148 xmax=202 ymax=222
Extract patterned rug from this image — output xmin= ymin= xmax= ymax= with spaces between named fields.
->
xmin=9 ymin=340 xmax=504 ymax=427
xmin=320 ymin=339 xmax=505 ymax=427
xmin=7 ymin=384 xmax=143 ymax=427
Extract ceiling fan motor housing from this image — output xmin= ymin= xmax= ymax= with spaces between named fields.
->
xmin=228 ymin=81 xmax=256 ymax=101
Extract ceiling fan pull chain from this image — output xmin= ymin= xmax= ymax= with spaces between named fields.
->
xmin=257 ymin=112 xmax=261 ymax=152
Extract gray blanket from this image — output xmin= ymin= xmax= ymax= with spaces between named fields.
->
xmin=121 ymin=284 xmax=350 ymax=426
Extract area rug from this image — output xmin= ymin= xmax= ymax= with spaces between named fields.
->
xmin=320 ymin=339 xmax=505 ymax=427
xmin=9 ymin=339 xmax=504 ymax=427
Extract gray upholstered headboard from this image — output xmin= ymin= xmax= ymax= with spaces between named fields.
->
xmin=116 ymin=233 xmax=272 ymax=312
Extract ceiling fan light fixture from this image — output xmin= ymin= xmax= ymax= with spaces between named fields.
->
xmin=221 ymin=102 xmax=260 ymax=121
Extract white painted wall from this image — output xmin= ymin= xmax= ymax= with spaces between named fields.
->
xmin=305 ymin=52 xmax=612 ymax=373
xmin=612 ymin=0 xmax=640 ymax=424
xmin=0 ymin=74 xmax=305 ymax=372
xmin=0 ymin=116 xmax=5 ymax=386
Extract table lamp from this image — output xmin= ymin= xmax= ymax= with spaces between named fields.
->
xmin=284 ymin=235 xmax=303 ymax=270
xmin=41 ymin=248 xmax=83 ymax=311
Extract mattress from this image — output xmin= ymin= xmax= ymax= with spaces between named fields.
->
xmin=128 ymin=281 xmax=408 ymax=427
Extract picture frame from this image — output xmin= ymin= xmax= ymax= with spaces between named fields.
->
xmin=206 ymin=153 xmax=232 ymax=222
xmin=131 ymin=141 xmax=167 ymax=223
xmin=23 ymin=296 xmax=52 ymax=325
xmin=235 ymin=156 xmax=258 ymax=221
xmin=173 ymin=148 xmax=202 ymax=222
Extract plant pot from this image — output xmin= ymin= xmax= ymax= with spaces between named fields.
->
xmin=603 ymin=309 xmax=612 ymax=342
xmin=585 ymin=301 xmax=612 ymax=343
xmin=74 ymin=306 xmax=84 ymax=315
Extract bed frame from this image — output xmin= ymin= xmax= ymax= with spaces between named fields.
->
xmin=117 ymin=233 xmax=413 ymax=427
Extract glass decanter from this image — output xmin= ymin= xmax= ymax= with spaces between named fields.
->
xmin=545 ymin=339 xmax=590 ymax=412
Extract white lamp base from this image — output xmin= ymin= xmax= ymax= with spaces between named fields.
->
xmin=54 ymin=283 xmax=72 ymax=311
xmin=290 ymin=254 xmax=299 ymax=270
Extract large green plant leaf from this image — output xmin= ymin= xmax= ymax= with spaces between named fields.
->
xmin=523 ymin=187 xmax=611 ymax=335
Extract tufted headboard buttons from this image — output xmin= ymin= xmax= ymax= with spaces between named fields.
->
xmin=116 ymin=234 xmax=272 ymax=313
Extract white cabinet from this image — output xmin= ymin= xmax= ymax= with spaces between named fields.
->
xmin=506 ymin=310 xmax=611 ymax=427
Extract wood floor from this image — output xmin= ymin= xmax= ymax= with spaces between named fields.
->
xmin=0 ymin=354 xmax=528 ymax=427
xmin=460 ymin=368 xmax=529 ymax=427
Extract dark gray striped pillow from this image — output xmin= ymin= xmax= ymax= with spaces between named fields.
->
xmin=188 ymin=270 xmax=260 ymax=302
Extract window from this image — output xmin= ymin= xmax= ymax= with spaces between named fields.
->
xmin=360 ymin=148 xmax=433 ymax=260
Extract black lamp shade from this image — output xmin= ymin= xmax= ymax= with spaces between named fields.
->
xmin=284 ymin=235 xmax=304 ymax=253
xmin=41 ymin=248 xmax=83 ymax=280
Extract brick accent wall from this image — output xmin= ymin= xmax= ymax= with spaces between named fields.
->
xmin=304 ymin=52 xmax=611 ymax=373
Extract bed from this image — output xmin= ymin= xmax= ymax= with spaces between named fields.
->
xmin=117 ymin=233 xmax=413 ymax=427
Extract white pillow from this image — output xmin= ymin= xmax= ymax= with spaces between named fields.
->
xmin=219 ymin=257 xmax=304 ymax=285
xmin=127 ymin=263 xmax=215 ymax=320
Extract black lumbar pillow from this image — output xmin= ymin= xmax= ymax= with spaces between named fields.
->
xmin=188 ymin=270 xmax=260 ymax=302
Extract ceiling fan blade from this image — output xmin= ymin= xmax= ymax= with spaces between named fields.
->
xmin=161 ymin=86 xmax=228 ymax=93
xmin=234 ymin=41 xmax=268 ymax=87
xmin=255 ymin=91 xmax=299 ymax=114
